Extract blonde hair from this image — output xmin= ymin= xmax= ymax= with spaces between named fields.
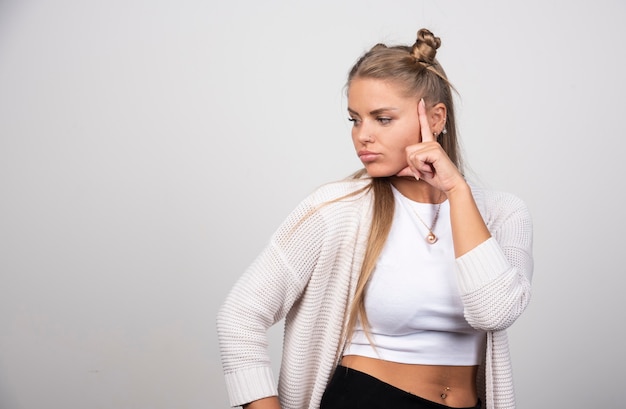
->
xmin=344 ymin=28 xmax=464 ymax=344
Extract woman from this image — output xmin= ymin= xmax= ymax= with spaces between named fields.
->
xmin=217 ymin=28 xmax=533 ymax=409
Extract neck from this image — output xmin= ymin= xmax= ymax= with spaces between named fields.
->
xmin=390 ymin=176 xmax=444 ymax=204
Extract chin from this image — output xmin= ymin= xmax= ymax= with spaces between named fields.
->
xmin=368 ymin=173 xmax=396 ymax=179
xmin=363 ymin=166 xmax=401 ymax=178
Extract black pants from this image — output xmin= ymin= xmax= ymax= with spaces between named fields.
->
xmin=320 ymin=365 xmax=481 ymax=409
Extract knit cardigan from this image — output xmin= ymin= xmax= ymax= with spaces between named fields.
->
xmin=217 ymin=177 xmax=533 ymax=409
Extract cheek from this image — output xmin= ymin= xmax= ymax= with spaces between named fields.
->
xmin=406 ymin=121 xmax=422 ymax=143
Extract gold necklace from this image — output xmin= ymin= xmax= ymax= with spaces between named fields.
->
xmin=411 ymin=203 xmax=441 ymax=244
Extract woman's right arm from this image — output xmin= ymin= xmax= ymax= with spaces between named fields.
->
xmin=216 ymin=241 xmax=303 ymax=407
xmin=217 ymin=198 xmax=327 ymax=407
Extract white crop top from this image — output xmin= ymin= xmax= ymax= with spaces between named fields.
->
xmin=343 ymin=186 xmax=486 ymax=365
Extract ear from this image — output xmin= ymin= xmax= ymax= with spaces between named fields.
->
xmin=428 ymin=102 xmax=447 ymax=135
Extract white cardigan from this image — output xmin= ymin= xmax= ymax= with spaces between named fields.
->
xmin=217 ymin=177 xmax=533 ymax=409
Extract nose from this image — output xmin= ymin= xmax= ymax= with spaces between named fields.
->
xmin=354 ymin=122 xmax=373 ymax=144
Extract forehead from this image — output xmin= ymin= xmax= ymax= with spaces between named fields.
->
xmin=347 ymin=78 xmax=416 ymax=107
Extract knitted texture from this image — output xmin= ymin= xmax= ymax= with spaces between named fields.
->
xmin=217 ymin=178 xmax=533 ymax=409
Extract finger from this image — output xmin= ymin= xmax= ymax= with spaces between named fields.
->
xmin=418 ymin=98 xmax=434 ymax=143
xmin=396 ymin=166 xmax=419 ymax=179
xmin=420 ymin=162 xmax=436 ymax=178
xmin=408 ymin=149 xmax=436 ymax=179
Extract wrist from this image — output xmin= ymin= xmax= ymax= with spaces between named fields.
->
xmin=242 ymin=396 xmax=281 ymax=409
xmin=445 ymin=178 xmax=471 ymax=200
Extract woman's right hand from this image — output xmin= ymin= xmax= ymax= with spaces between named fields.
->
xmin=243 ymin=396 xmax=281 ymax=409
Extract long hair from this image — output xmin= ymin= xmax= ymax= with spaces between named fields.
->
xmin=344 ymin=28 xmax=464 ymax=344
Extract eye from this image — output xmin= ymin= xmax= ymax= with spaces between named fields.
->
xmin=348 ymin=117 xmax=361 ymax=126
xmin=377 ymin=117 xmax=392 ymax=125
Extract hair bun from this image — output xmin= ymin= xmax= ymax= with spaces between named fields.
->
xmin=412 ymin=28 xmax=441 ymax=63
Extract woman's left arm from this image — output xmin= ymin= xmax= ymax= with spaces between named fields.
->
xmin=446 ymin=181 xmax=491 ymax=257
xmin=401 ymin=99 xmax=533 ymax=330
xmin=454 ymin=189 xmax=534 ymax=331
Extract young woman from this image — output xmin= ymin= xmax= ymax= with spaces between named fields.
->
xmin=217 ymin=28 xmax=533 ymax=409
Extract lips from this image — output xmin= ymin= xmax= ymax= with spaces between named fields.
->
xmin=358 ymin=150 xmax=380 ymax=163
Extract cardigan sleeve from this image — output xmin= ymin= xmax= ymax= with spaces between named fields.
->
xmin=217 ymin=183 xmax=350 ymax=406
xmin=216 ymin=196 xmax=329 ymax=407
xmin=455 ymin=190 xmax=534 ymax=331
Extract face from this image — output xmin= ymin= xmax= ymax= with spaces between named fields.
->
xmin=347 ymin=77 xmax=422 ymax=177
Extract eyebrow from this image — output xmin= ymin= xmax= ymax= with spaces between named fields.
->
xmin=347 ymin=107 xmax=399 ymax=116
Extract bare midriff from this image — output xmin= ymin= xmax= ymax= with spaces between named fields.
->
xmin=340 ymin=355 xmax=478 ymax=408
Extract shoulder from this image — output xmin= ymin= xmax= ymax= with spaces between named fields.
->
xmin=272 ymin=176 xmax=372 ymax=248
xmin=468 ymin=182 xmax=532 ymax=229
xmin=469 ymin=182 xmax=528 ymax=212
xmin=304 ymin=176 xmax=373 ymax=207
xmin=277 ymin=175 xmax=373 ymax=233
xmin=470 ymin=184 xmax=533 ymax=237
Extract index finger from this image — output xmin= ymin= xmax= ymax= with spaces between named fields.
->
xmin=418 ymin=98 xmax=434 ymax=143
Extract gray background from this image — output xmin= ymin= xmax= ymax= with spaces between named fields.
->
xmin=1 ymin=0 xmax=624 ymax=408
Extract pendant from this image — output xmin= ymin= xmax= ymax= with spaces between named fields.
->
xmin=426 ymin=232 xmax=438 ymax=244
